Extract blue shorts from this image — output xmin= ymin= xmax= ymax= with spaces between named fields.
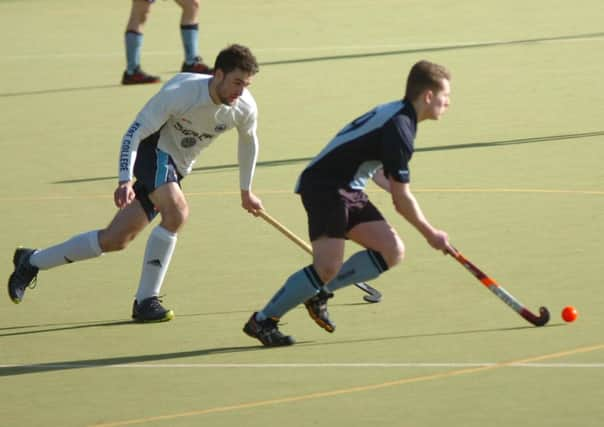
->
xmin=133 ymin=135 xmax=182 ymax=221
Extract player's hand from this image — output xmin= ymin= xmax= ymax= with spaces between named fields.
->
xmin=114 ymin=181 xmax=135 ymax=208
xmin=426 ymin=229 xmax=454 ymax=255
xmin=241 ymin=190 xmax=263 ymax=216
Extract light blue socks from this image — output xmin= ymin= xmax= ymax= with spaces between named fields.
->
xmin=125 ymin=31 xmax=143 ymax=74
xmin=180 ymin=24 xmax=199 ymax=64
xmin=257 ymin=265 xmax=323 ymax=321
xmin=325 ymin=250 xmax=388 ymax=292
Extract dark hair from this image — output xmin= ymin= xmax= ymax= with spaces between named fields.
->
xmin=214 ymin=44 xmax=259 ymax=75
xmin=405 ymin=60 xmax=451 ymax=101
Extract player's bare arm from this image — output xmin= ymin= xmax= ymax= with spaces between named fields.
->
xmin=372 ymin=167 xmax=391 ymax=192
xmin=389 ymin=178 xmax=452 ymax=254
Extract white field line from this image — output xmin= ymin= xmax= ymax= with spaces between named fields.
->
xmin=2 ymin=362 xmax=604 ymax=369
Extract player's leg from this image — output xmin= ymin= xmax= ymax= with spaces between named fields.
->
xmin=244 ymin=237 xmax=344 ymax=344
xmin=174 ymin=0 xmax=211 ymax=73
xmin=130 ymin=168 xmax=187 ymax=322
xmin=256 ymin=236 xmax=344 ymax=319
xmin=139 ymin=182 xmax=186 ymax=307
xmin=7 ymin=201 xmax=150 ymax=304
xmin=243 ymin=260 xmax=325 ymax=346
xmin=325 ymin=220 xmax=405 ymax=293
xmin=322 ymin=192 xmax=404 ymax=294
xmin=244 ymin=238 xmax=343 ymax=345
xmin=98 ymin=201 xmax=151 ymax=252
xmin=300 ymin=189 xmax=355 ymax=333
xmin=122 ymin=0 xmax=160 ymax=85
xmin=244 ymin=190 xmax=346 ymax=345
xmin=301 ymin=220 xmax=400 ymax=332
xmin=302 ymin=194 xmax=402 ymax=331
xmin=301 ymin=237 xmax=346 ymax=332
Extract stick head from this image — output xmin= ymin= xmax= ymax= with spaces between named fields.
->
xmin=536 ymin=306 xmax=551 ymax=326
xmin=363 ymin=293 xmax=382 ymax=303
xmin=356 ymin=282 xmax=382 ymax=303
xmin=521 ymin=306 xmax=550 ymax=327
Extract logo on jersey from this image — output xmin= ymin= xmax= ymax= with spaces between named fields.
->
xmin=397 ymin=169 xmax=410 ymax=180
xmin=214 ymin=124 xmax=227 ymax=132
xmin=147 ymin=259 xmax=162 ymax=267
xmin=119 ymin=121 xmax=141 ymax=172
xmin=181 ymin=137 xmax=197 ymax=148
xmin=174 ymin=122 xmax=214 ymax=145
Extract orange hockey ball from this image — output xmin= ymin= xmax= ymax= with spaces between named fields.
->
xmin=561 ymin=306 xmax=578 ymax=322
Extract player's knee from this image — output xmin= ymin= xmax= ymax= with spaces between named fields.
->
xmin=98 ymin=229 xmax=136 ymax=252
xmin=383 ymin=241 xmax=405 ymax=268
xmin=180 ymin=0 xmax=200 ymax=13
xmin=315 ymin=262 xmax=342 ymax=284
xmin=130 ymin=1 xmax=152 ymax=25
xmin=160 ymin=203 xmax=189 ymax=232
xmin=176 ymin=203 xmax=190 ymax=226
xmin=109 ymin=239 xmax=130 ymax=252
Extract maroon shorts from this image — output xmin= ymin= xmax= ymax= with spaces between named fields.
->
xmin=300 ymin=188 xmax=384 ymax=241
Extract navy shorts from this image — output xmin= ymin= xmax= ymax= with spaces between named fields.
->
xmin=300 ymin=188 xmax=384 ymax=241
xmin=133 ymin=137 xmax=182 ymax=221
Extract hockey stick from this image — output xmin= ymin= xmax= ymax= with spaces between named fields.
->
xmin=448 ymin=247 xmax=549 ymax=326
xmin=257 ymin=210 xmax=382 ymax=303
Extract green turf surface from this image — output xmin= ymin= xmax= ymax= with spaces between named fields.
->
xmin=1 ymin=1 xmax=604 ymax=426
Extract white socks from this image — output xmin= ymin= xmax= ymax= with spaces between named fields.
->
xmin=26 ymin=226 xmax=177 ymax=302
xmin=135 ymin=226 xmax=177 ymax=302
xmin=29 ymin=230 xmax=103 ymax=270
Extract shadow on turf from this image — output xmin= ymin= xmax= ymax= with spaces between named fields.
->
xmin=0 ymin=308 xmax=259 ymax=338
xmin=52 ymin=130 xmax=604 ymax=184
xmin=0 ymin=84 xmax=121 ymax=98
xmin=0 ymin=304 xmax=366 ymax=337
xmin=0 ymin=345 xmax=265 ymax=377
xmin=0 ymin=321 xmax=565 ymax=377
xmin=300 ymin=323 xmax=566 ymax=350
xmin=5 ymin=32 xmax=603 ymax=97
xmin=259 ymin=32 xmax=604 ymax=67
xmin=0 ymin=319 xmax=135 ymax=338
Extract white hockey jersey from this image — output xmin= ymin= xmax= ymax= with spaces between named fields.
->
xmin=118 ymin=73 xmax=258 ymax=190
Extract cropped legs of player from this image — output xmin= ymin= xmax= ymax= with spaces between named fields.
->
xmin=122 ymin=0 xmax=211 ymax=85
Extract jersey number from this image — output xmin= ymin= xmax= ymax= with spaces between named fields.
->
xmin=337 ymin=110 xmax=377 ymax=136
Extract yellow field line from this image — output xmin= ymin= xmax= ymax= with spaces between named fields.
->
xmin=89 ymin=343 xmax=604 ymax=427
xmin=414 ymin=188 xmax=604 ymax=195
xmin=1 ymin=187 xmax=603 ymax=203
